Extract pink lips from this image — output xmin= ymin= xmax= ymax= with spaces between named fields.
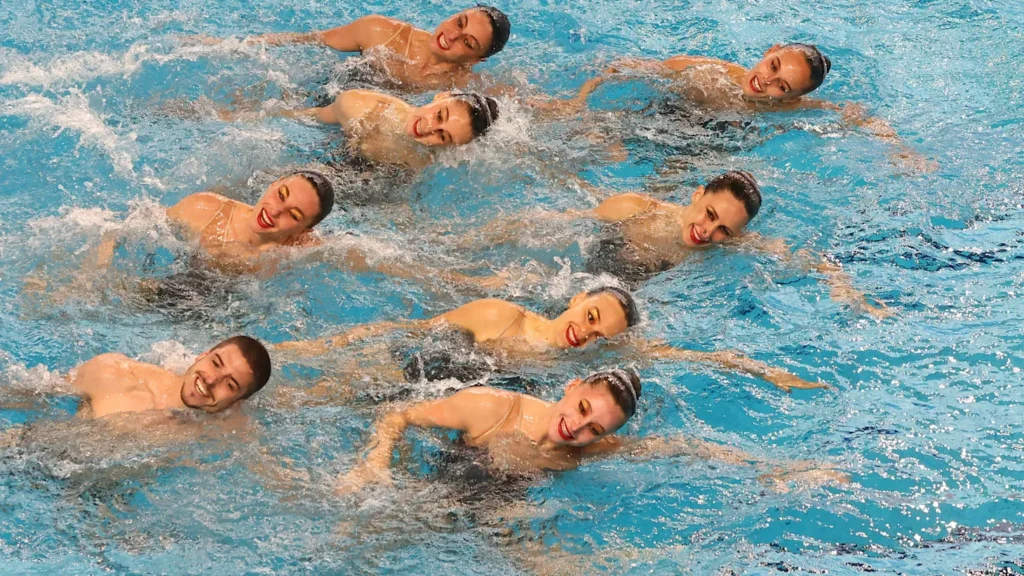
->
xmin=436 ymin=33 xmax=450 ymax=51
xmin=256 ymin=208 xmax=274 ymax=229
xmin=565 ymin=324 xmax=581 ymax=347
xmin=690 ymin=225 xmax=710 ymax=246
xmin=557 ymin=418 xmax=574 ymax=442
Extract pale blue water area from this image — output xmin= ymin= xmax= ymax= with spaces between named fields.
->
xmin=1 ymin=0 xmax=1023 ymax=573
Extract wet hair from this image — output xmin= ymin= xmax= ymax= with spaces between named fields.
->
xmin=704 ymin=170 xmax=762 ymax=221
xmin=584 ymin=368 xmax=642 ymax=419
xmin=475 ymin=5 xmax=511 ymax=58
xmin=587 ymin=286 xmax=640 ymax=328
xmin=785 ymin=43 xmax=832 ymax=94
xmin=450 ymin=91 xmax=500 ymax=137
xmin=292 ymin=170 xmax=336 ymax=227
xmin=212 ymin=335 xmax=272 ymax=400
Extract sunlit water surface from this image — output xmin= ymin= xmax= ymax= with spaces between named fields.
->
xmin=1 ymin=0 xmax=1023 ymax=573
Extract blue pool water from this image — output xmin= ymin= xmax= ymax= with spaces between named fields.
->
xmin=2 ymin=0 xmax=1023 ymax=573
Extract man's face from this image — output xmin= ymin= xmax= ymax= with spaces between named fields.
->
xmin=180 ymin=344 xmax=254 ymax=413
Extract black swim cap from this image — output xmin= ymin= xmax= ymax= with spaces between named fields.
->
xmin=584 ymin=368 xmax=642 ymax=418
xmin=450 ymin=91 xmax=500 ymax=137
xmin=785 ymin=43 xmax=832 ymax=94
xmin=476 ymin=5 xmax=511 ymax=58
xmin=705 ymin=170 xmax=762 ymax=221
xmin=293 ymin=170 xmax=336 ymax=227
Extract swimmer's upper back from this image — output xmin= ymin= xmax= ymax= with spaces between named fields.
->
xmin=436 ymin=299 xmax=527 ymax=343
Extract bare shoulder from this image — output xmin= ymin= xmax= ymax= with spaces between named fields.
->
xmin=448 ymin=387 xmax=518 ymax=426
xmin=79 ymin=353 xmax=133 ymax=373
xmin=166 ymin=192 xmax=229 ymax=225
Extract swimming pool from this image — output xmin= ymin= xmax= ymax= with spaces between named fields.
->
xmin=2 ymin=0 xmax=1023 ymax=573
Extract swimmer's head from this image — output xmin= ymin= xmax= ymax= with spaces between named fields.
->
xmin=250 ymin=172 xmax=334 ymax=241
xmin=180 ymin=336 xmax=272 ymax=413
xmin=742 ymin=43 xmax=831 ymax=102
xmin=553 ymin=286 xmax=638 ymax=349
xmin=431 ymin=6 xmax=510 ymax=62
xmin=547 ymin=369 xmax=642 ymax=447
xmin=406 ymin=91 xmax=499 ymax=146
xmin=680 ymin=171 xmax=761 ymax=248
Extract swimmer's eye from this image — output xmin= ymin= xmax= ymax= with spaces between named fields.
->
xmin=439 ymin=130 xmax=450 ymax=144
xmin=457 ymin=15 xmax=465 ymax=28
xmin=780 ymin=81 xmax=791 ymax=94
xmin=578 ymin=401 xmax=587 ymax=416
xmin=706 ymin=208 xmax=715 ymax=221
xmin=771 ymin=57 xmax=779 ymax=73
xmin=590 ymin=425 xmax=600 ymax=436
xmin=587 ymin=311 xmax=595 ymax=324
xmin=279 ymin=185 xmax=290 ymax=201
xmin=464 ymin=37 xmax=474 ymax=50
xmin=436 ymin=109 xmax=443 ymax=124
xmin=289 ymin=209 xmax=302 ymax=221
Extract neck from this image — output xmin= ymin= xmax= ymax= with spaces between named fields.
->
xmin=523 ymin=398 xmax=559 ymax=450
xmin=149 ymin=367 xmax=188 ymax=411
xmin=521 ymin=311 xmax=559 ymax=349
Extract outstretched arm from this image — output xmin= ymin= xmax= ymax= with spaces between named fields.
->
xmin=737 ymin=233 xmax=893 ymax=319
xmin=335 ymin=388 xmax=501 ymax=494
xmin=274 ymin=320 xmax=428 ymax=356
xmin=638 ymin=340 xmax=829 ymax=393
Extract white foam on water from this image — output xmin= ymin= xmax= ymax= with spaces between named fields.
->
xmin=2 ymin=91 xmax=136 ymax=176
xmin=27 ymin=197 xmax=184 ymax=255
xmin=1 ymin=361 xmax=72 ymax=397
xmin=138 ymin=340 xmax=198 ymax=373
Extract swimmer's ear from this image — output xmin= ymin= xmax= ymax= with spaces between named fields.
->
xmin=433 ymin=91 xmax=452 ymax=102
xmin=764 ymin=44 xmax=782 ymax=57
xmin=564 ymin=378 xmax=582 ymax=394
xmin=691 ymin=185 xmax=706 ymax=204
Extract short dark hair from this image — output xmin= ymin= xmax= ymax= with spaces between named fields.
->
xmin=293 ymin=170 xmax=336 ymax=228
xmin=213 ymin=335 xmax=272 ymax=399
xmin=452 ymin=91 xmax=500 ymax=137
xmin=588 ymin=286 xmax=640 ymax=328
xmin=476 ymin=5 xmax=510 ymax=58
xmin=705 ymin=170 xmax=762 ymax=221
xmin=585 ymin=368 xmax=642 ymax=419
xmin=785 ymin=43 xmax=832 ymax=94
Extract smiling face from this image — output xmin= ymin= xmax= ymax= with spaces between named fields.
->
xmin=249 ymin=175 xmax=322 ymax=242
xmin=741 ymin=45 xmax=815 ymax=102
xmin=180 ymin=343 xmax=255 ymax=413
xmin=546 ymin=379 xmax=628 ymax=448
xmin=430 ymin=9 xmax=495 ymax=63
xmin=405 ymin=96 xmax=477 ymax=147
xmin=552 ymin=291 xmax=630 ymax=350
xmin=679 ymin=186 xmax=752 ymax=248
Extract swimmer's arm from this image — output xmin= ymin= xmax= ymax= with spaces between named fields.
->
xmin=639 ymin=340 xmax=829 ymax=393
xmin=736 ymin=234 xmax=894 ymax=319
xmin=69 ymin=353 xmax=131 ymax=400
xmin=591 ymin=193 xmax=655 ymax=222
xmin=246 ymin=15 xmax=395 ymax=52
xmin=273 ymin=320 xmax=429 ymax=356
xmin=336 ymin=388 xmax=493 ymax=494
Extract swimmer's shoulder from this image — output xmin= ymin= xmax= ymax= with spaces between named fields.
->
xmin=439 ymin=299 xmax=524 ymax=340
xmin=166 ymin=192 xmax=233 ymax=227
xmin=594 ymin=193 xmax=656 ymax=221
xmin=72 ymin=353 xmax=134 ymax=394
xmin=663 ymin=55 xmax=736 ymax=73
xmin=331 ymin=89 xmax=404 ymax=122
xmin=447 ymin=387 xmax=519 ymax=437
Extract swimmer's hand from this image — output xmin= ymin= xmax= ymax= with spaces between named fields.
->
xmin=764 ymin=372 xmax=831 ymax=394
xmin=758 ymin=464 xmax=851 ymax=494
xmin=272 ymin=337 xmax=335 ymax=356
xmin=890 ymin=148 xmax=939 ymax=174
xmin=334 ymin=461 xmax=392 ymax=495
xmin=179 ymin=34 xmax=224 ymax=46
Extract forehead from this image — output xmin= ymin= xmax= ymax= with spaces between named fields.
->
xmin=774 ymin=49 xmax=813 ymax=83
xmin=439 ymin=99 xmax=476 ymax=141
xmin=702 ymin=190 xmax=751 ymax=227
xmin=576 ymin=384 xmax=627 ymax=430
xmin=278 ymin=176 xmax=321 ymax=214
xmin=207 ymin=344 xmax=255 ymax=382
xmin=582 ymin=292 xmax=628 ymax=328
xmin=463 ymin=9 xmax=495 ymax=48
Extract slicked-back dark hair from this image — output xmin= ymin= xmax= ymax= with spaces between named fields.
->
xmin=785 ymin=43 xmax=832 ymax=94
xmin=475 ymin=5 xmax=510 ymax=58
xmin=584 ymin=368 xmax=642 ymax=419
xmin=705 ymin=170 xmax=762 ymax=221
xmin=213 ymin=335 xmax=272 ymax=400
xmin=451 ymin=91 xmax=500 ymax=137
xmin=292 ymin=170 xmax=336 ymax=228
xmin=587 ymin=286 xmax=640 ymax=328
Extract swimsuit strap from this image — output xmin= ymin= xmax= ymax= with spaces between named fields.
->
xmin=382 ymin=23 xmax=414 ymax=58
xmin=469 ymin=393 xmax=522 ymax=444
xmin=495 ymin=306 xmax=527 ymax=340
xmin=198 ymin=199 xmax=236 ymax=245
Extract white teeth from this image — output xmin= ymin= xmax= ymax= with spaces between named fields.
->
xmin=195 ymin=376 xmax=209 ymax=398
xmin=439 ymin=35 xmax=449 ymax=49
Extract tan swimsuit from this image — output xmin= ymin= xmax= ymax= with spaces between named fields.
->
xmin=199 ymin=200 xmax=236 ymax=246
xmin=465 ymin=394 xmax=524 ymax=445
